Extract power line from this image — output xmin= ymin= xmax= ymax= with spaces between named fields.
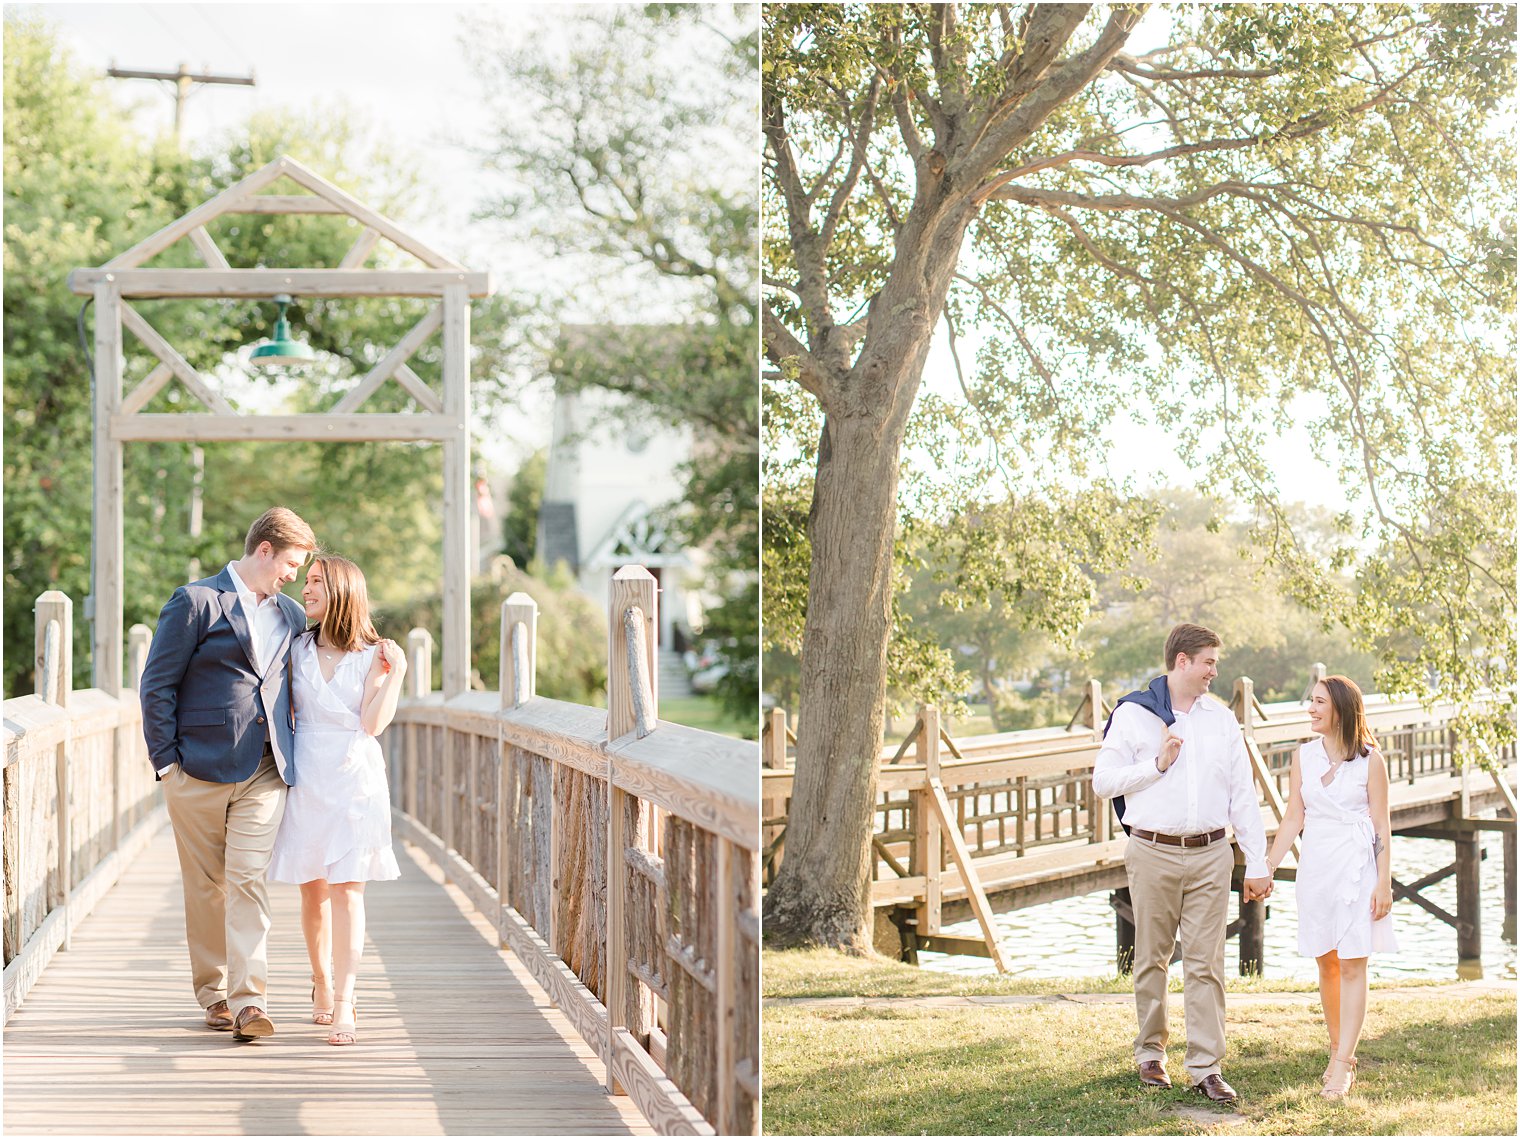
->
xmin=189 ymin=4 xmax=249 ymax=68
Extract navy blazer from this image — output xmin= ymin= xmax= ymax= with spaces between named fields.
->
xmin=140 ymin=567 xmax=306 ymax=785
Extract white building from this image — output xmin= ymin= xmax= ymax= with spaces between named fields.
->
xmin=536 ymin=383 xmax=707 ymax=672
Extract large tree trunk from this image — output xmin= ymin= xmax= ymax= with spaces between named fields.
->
xmin=762 ymin=410 xmax=909 ymax=949
xmin=764 ymin=207 xmax=971 ymax=950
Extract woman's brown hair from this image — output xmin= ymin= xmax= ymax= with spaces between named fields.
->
xmin=1317 ymin=675 xmax=1378 ymax=760
xmin=309 ymin=555 xmax=380 ymax=653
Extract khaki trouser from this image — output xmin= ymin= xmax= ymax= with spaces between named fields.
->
xmin=161 ymin=754 xmax=286 ymax=1015
xmin=1124 ymin=835 xmax=1233 ymax=1081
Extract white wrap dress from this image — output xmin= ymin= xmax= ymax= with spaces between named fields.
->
xmin=268 ymin=638 xmax=400 ymax=885
xmin=1295 ymin=737 xmax=1396 ymax=959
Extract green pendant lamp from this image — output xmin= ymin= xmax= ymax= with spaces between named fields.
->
xmin=250 ymin=294 xmax=315 ymax=367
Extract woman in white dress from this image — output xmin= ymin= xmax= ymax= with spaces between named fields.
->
xmin=1266 ymin=675 xmax=1395 ymax=1099
xmin=268 ymin=555 xmax=406 ymax=1046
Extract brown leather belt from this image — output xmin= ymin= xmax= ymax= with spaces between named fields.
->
xmin=1131 ymin=827 xmax=1226 ymax=848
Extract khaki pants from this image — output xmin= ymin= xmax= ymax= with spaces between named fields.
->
xmin=1124 ymin=835 xmax=1233 ymax=1081
xmin=161 ymin=754 xmax=286 ymax=1015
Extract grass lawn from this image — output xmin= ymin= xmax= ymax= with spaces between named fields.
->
xmin=762 ymin=947 xmax=1447 ymax=999
xmin=762 ymin=951 xmax=1514 ymax=1135
xmin=660 ymin=694 xmax=754 ymax=739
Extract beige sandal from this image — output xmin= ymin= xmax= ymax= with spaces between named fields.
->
xmin=327 ymin=999 xmax=357 ymax=1046
xmin=1321 ymin=1055 xmax=1357 ymax=1099
xmin=311 ymin=975 xmax=334 ymax=1026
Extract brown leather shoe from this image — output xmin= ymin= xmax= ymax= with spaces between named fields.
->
xmin=204 ymin=1000 xmax=233 ymax=1030
xmin=231 ymin=1005 xmax=274 ymax=1042
xmin=1137 ymin=1060 xmax=1172 ymax=1088
xmin=1193 ymin=1073 xmax=1238 ymax=1103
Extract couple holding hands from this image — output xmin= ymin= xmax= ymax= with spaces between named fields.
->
xmin=139 ymin=507 xmax=406 ymax=1048
xmin=1094 ymin=623 xmax=1397 ymax=1104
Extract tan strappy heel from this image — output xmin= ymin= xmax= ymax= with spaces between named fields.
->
xmin=1321 ymin=1055 xmax=1357 ymax=1099
xmin=311 ymin=974 xmax=334 ymax=1025
xmin=327 ymin=998 xmax=357 ymax=1046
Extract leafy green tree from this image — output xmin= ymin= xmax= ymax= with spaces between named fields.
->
xmin=465 ymin=3 xmax=759 ymax=720
xmin=4 ymin=15 xmax=185 ymax=696
xmin=388 ymin=558 xmax=608 ymax=705
xmin=499 ymin=448 xmax=547 ymax=568
xmin=3 ymin=14 xmax=515 ymax=696
xmin=762 ymin=4 xmax=1515 ymax=949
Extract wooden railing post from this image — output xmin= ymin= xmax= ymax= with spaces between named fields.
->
xmin=498 ymin=594 xmax=536 ymax=949
xmin=121 ymin=623 xmax=152 ymax=850
xmin=1303 ymin=661 xmax=1327 ymax=702
xmin=126 ymin=625 xmax=151 ymax=693
xmin=500 ymin=593 xmax=538 ymax=710
xmin=608 ymin=566 xmax=658 ymax=740
xmin=34 ymin=593 xmax=73 ymax=951
xmin=1087 ymin=680 xmax=1112 ymax=843
xmin=34 ymin=592 xmax=72 ymax=709
xmin=606 ymin=566 xmax=658 ymax=1095
xmin=913 ymin=704 xmax=942 ymax=938
xmin=404 ymin=628 xmax=432 ymax=822
xmin=763 ymin=709 xmax=787 ymax=770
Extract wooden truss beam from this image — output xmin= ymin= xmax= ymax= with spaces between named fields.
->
xmin=69 ymin=268 xmax=492 ymax=298
xmin=109 ymin=413 xmax=460 ymax=442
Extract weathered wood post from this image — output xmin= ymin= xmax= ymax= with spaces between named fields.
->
xmin=1503 ymin=823 xmax=1516 ymax=945
xmin=126 ymin=625 xmax=151 ymax=692
xmin=1455 ymin=831 xmax=1482 ymax=968
xmin=92 ymin=276 xmax=124 ymax=698
xmin=1114 ymin=889 xmax=1136 ymax=974
xmin=910 ymin=704 xmax=942 ymax=959
xmin=34 ymin=592 xmax=72 ymax=708
xmin=606 ymin=566 xmax=658 ymax=1094
xmin=1302 ymin=661 xmax=1327 ymax=701
xmin=498 ymin=593 xmax=537 ymax=947
xmin=121 ymin=623 xmax=152 ymax=849
xmin=1233 ymin=675 xmax=1266 ymax=976
xmin=34 ymin=593 xmax=73 ymax=950
xmin=404 ymin=628 xmax=432 ymax=824
xmin=762 ymin=709 xmax=787 ymax=878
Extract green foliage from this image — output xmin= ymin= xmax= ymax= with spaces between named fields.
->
xmin=764 ymin=3 xmax=1516 ymax=760
xmin=465 ymin=3 xmax=759 ymax=721
xmin=499 ymin=448 xmax=546 ymax=569
xmin=1 ymin=14 xmax=502 ymax=697
xmin=385 ymin=559 xmax=607 ymax=705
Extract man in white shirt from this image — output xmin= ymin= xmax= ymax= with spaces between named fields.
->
xmin=1092 ymin=623 xmax=1271 ymax=1104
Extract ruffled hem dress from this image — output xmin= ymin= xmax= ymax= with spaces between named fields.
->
xmin=1295 ymin=737 xmax=1396 ymax=959
xmin=268 ymin=637 xmax=400 ymax=885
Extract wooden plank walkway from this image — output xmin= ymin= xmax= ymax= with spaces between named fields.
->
xmin=3 ymin=826 xmax=653 ymax=1136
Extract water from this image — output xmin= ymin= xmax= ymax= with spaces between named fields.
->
xmin=920 ymin=833 xmax=1517 ymax=981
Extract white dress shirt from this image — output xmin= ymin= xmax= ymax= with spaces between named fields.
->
xmin=1092 ymin=694 xmax=1269 ymax=878
xmin=225 ymin=562 xmax=287 ymax=675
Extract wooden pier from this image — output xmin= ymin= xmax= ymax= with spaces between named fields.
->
xmin=5 ymin=568 xmax=759 ymax=1135
xmin=762 ymin=678 xmax=1517 ymax=973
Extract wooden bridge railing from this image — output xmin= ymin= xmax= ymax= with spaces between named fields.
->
xmin=2 ymin=594 xmax=161 ymax=1023
xmin=385 ymin=565 xmax=760 ymax=1137
xmin=762 ymin=678 xmax=1518 ymax=910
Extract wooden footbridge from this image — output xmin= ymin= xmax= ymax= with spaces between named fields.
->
xmin=762 ymin=675 xmax=1517 ymax=973
xmin=4 ymin=567 xmax=759 ymax=1135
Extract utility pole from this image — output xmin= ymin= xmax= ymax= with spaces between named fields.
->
xmin=106 ymin=62 xmax=255 ymax=150
xmin=106 ymin=64 xmax=253 ymax=579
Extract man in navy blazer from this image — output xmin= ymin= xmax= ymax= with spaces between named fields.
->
xmin=140 ymin=507 xmax=317 ymax=1042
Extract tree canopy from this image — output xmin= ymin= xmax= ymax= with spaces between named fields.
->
xmin=761 ymin=2 xmax=1515 ymax=949
xmin=4 ymin=15 xmax=520 ymax=697
xmin=464 ymin=4 xmax=760 ymax=724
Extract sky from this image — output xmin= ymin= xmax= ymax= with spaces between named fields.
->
xmin=15 ymin=1 xmax=593 ymax=473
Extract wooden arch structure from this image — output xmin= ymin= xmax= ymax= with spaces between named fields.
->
xmin=67 ymin=155 xmax=493 ymax=698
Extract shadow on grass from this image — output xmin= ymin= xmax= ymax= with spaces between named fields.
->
xmin=762 ymin=1002 xmax=1516 ymax=1136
